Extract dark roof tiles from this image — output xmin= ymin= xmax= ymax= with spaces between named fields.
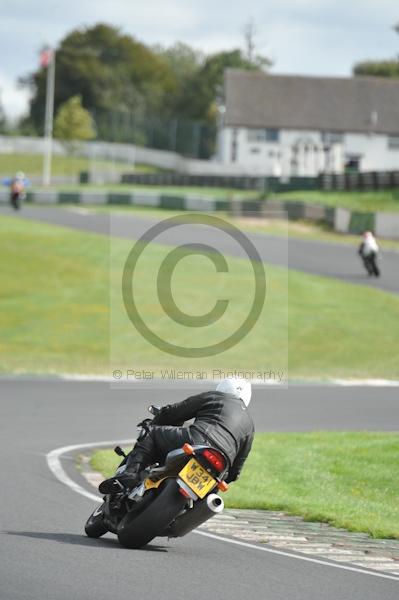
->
xmin=224 ymin=69 xmax=399 ymax=135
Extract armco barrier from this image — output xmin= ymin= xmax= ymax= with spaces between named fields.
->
xmin=131 ymin=193 xmax=160 ymax=207
xmin=119 ymin=172 xmax=321 ymax=191
xmin=348 ymin=212 xmax=375 ymax=234
xmin=108 ymin=193 xmax=131 ymax=205
xmin=334 ymin=208 xmax=351 ymax=233
xmin=185 ymin=196 xmax=216 ymax=212
xmin=375 ymin=212 xmax=399 ymax=239
xmin=321 ymin=170 xmax=399 ymax=191
xmin=121 ymin=172 xmax=262 ymax=189
xmin=160 ymin=195 xmax=187 ymax=210
xmin=2 ymin=190 xmax=398 ymax=238
xmin=59 ymin=192 xmax=80 ymax=204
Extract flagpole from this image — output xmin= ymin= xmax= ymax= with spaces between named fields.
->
xmin=42 ymin=49 xmax=56 ymax=187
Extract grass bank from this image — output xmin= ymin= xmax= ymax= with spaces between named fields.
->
xmin=1 ymin=214 xmax=399 ymax=378
xmin=272 ymin=189 xmax=399 ymax=213
xmin=90 ymin=432 xmax=399 ymax=539
xmin=0 ymin=152 xmax=159 ymax=177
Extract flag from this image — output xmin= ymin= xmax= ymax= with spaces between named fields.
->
xmin=40 ymin=47 xmax=53 ymax=68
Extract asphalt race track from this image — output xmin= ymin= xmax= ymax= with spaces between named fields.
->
xmin=2 ymin=205 xmax=398 ymax=294
xmin=1 ymin=380 xmax=398 ymax=600
xmin=1 ymin=206 xmax=398 ymax=597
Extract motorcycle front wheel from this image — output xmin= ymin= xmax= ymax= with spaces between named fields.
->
xmin=117 ymin=479 xmax=186 ymax=549
xmin=85 ymin=502 xmax=108 ymax=538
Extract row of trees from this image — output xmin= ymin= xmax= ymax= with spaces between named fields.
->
xmin=353 ymin=23 xmax=399 ymax=78
xmin=353 ymin=60 xmax=399 ymax=78
xmin=4 ymin=22 xmax=397 ymax=156
xmin=16 ymin=23 xmax=269 ymax=157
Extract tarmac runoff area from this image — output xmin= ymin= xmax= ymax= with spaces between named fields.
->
xmin=1 ymin=380 xmax=399 ymax=600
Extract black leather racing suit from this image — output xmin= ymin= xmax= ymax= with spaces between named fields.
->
xmin=130 ymin=391 xmax=255 ymax=483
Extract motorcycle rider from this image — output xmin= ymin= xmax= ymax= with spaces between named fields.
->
xmin=358 ymin=231 xmax=380 ymax=277
xmin=9 ymin=171 xmax=26 ymax=210
xmin=99 ymin=377 xmax=255 ymax=494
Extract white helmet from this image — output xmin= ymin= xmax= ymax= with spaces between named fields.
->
xmin=216 ymin=377 xmax=252 ymax=407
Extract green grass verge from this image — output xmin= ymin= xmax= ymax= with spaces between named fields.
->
xmin=90 ymin=432 xmax=399 ymax=539
xmin=1 ymin=214 xmax=399 ymax=378
xmin=272 ymin=189 xmax=399 ymax=213
xmin=0 ymin=152 xmax=160 ymax=177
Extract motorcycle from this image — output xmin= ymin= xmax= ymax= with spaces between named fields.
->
xmin=361 ymin=252 xmax=380 ymax=277
xmin=84 ymin=406 xmax=230 ymax=549
xmin=10 ymin=180 xmax=26 ymax=211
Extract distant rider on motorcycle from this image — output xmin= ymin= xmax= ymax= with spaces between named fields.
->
xmin=9 ymin=171 xmax=26 ymax=210
xmin=358 ymin=231 xmax=380 ymax=277
xmin=99 ymin=377 xmax=255 ymax=494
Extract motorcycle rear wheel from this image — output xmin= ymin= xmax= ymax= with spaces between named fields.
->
xmin=117 ymin=479 xmax=186 ymax=549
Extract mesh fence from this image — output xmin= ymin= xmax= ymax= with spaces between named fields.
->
xmin=92 ymin=108 xmax=217 ymax=159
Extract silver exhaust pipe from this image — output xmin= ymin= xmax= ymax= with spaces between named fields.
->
xmin=167 ymin=494 xmax=224 ymax=538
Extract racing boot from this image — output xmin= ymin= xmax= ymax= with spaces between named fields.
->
xmin=98 ymin=463 xmax=142 ymax=494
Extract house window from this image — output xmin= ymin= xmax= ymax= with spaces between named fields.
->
xmin=247 ymin=128 xmax=280 ymax=143
xmin=345 ymin=155 xmax=362 ymax=173
xmin=388 ymin=136 xmax=399 ymax=150
xmin=265 ymin=128 xmax=280 ymax=142
xmin=250 ymin=147 xmax=260 ymax=154
xmin=248 ymin=129 xmax=264 ymax=142
xmin=322 ymin=132 xmax=344 ymax=145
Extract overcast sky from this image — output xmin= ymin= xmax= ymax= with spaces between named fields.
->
xmin=1 ymin=0 xmax=398 ymax=119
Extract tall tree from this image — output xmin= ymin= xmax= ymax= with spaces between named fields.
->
xmin=243 ymin=19 xmax=256 ymax=64
xmin=153 ymin=42 xmax=204 ymax=114
xmin=155 ymin=42 xmax=203 ymax=82
xmin=21 ymin=24 xmax=176 ymax=134
xmin=54 ymin=95 xmax=95 ymax=154
xmin=0 ymin=93 xmax=7 ymax=134
xmin=177 ymin=48 xmax=271 ymax=122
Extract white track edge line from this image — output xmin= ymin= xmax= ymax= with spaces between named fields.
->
xmin=58 ymin=375 xmax=399 ymax=386
xmin=46 ymin=441 xmax=399 ymax=583
xmin=46 ymin=440 xmax=133 ymax=503
xmin=3 ymin=373 xmax=399 ymax=387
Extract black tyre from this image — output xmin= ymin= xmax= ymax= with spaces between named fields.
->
xmin=117 ymin=479 xmax=186 ymax=549
xmin=85 ymin=503 xmax=108 ymax=538
xmin=364 ymin=259 xmax=373 ymax=275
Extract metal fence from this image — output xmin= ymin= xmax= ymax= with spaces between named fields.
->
xmin=92 ymin=109 xmax=217 ymax=160
xmin=321 ymin=171 xmax=399 ymax=191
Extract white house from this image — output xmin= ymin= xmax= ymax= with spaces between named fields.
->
xmin=217 ymin=70 xmax=399 ymax=177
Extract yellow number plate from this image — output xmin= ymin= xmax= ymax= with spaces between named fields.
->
xmin=179 ymin=458 xmax=216 ymax=499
